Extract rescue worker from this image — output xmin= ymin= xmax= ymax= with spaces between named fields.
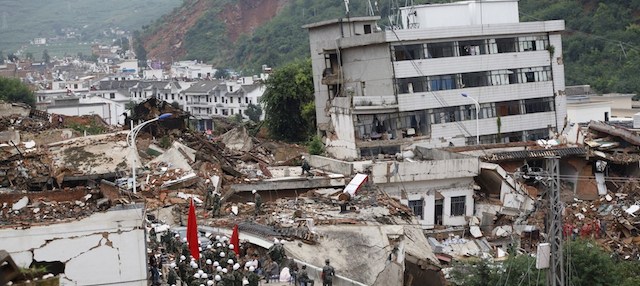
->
xmin=253 ymin=190 xmax=262 ymax=216
xmin=301 ymin=156 xmax=311 ymax=175
xmin=212 ymin=191 xmax=221 ymax=217
xmin=298 ymin=265 xmax=313 ymax=286
xmin=321 ymin=259 xmax=335 ymax=286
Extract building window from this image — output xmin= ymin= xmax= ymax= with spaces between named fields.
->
xmin=408 ymin=199 xmax=424 ymax=220
xmin=245 ymin=97 xmax=249 ymax=104
xmin=364 ymin=24 xmax=372 ymax=34
xmin=450 ymin=196 xmax=466 ymax=216
xmin=109 ymin=93 xmax=115 ymax=99
xmin=427 ymin=41 xmax=456 ymax=58
xmin=496 ymin=100 xmax=521 ymax=116
xmin=397 ymin=77 xmax=426 ymax=93
xmin=428 ymin=74 xmax=457 ymax=91
xmin=524 ymin=97 xmax=554 ymax=114
xmin=458 ymin=40 xmax=487 ymax=56
xmin=495 ymin=38 xmax=517 ymax=53
xmin=230 ymin=97 xmax=234 ymax=104
xmin=393 ymin=44 xmax=425 ymax=61
xmin=461 ymin=72 xmax=488 ymax=88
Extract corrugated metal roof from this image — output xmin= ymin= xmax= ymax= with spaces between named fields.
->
xmin=482 ymin=147 xmax=587 ymax=161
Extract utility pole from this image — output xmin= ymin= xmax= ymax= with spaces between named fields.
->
xmin=546 ymin=156 xmax=564 ymax=286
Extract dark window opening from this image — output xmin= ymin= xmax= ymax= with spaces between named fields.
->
xmin=496 ymin=38 xmax=517 ymax=53
xmin=409 ymin=199 xmax=424 ymax=220
xmin=524 ymin=97 xmax=554 ymax=114
xmin=427 ymin=42 xmax=456 ymax=58
xmin=496 ymin=100 xmax=521 ymax=116
xmin=397 ymin=77 xmax=426 ymax=93
xmin=450 ymin=196 xmax=466 ymax=216
xmin=461 ymin=72 xmax=488 ymax=88
xmin=364 ymin=24 xmax=372 ymax=34
xmin=428 ymin=74 xmax=457 ymax=91
xmin=525 ymin=72 xmax=535 ymax=82
xmin=394 ymin=44 xmax=424 ymax=61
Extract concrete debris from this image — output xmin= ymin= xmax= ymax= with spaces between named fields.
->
xmin=11 ymin=196 xmax=28 ymax=210
xmin=220 ymin=126 xmax=253 ymax=152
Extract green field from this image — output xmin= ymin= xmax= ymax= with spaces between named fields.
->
xmin=21 ymin=42 xmax=93 ymax=60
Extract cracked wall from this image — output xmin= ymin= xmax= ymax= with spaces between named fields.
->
xmin=0 ymin=205 xmax=147 ymax=286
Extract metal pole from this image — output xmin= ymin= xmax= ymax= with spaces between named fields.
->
xmin=547 ymin=156 xmax=564 ymax=286
xmin=131 ymin=120 xmax=136 ymax=193
xmin=461 ymin=93 xmax=480 ymax=145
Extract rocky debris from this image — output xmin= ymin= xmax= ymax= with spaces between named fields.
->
xmin=0 ymin=185 xmax=122 ymax=227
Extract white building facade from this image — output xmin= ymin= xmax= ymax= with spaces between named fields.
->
xmin=305 ymin=0 xmax=567 ymax=160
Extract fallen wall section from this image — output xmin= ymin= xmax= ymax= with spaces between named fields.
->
xmin=0 ymin=204 xmax=147 ymax=286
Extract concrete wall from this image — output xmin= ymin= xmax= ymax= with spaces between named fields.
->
xmin=567 ymin=102 xmax=610 ymax=124
xmin=341 ymin=44 xmax=394 ymax=98
xmin=0 ymin=205 xmax=147 ymax=286
xmin=308 ymin=155 xmax=354 ymax=175
xmin=325 ymin=105 xmax=358 ymax=160
xmin=549 ymin=33 xmax=567 ymax=131
xmin=370 ymin=156 xmax=479 ymax=184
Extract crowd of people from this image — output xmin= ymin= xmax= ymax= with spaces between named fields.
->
xmin=147 ymin=227 xmax=330 ymax=286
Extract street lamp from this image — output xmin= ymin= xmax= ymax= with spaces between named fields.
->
xmin=127 ymin=113 xmax=172 ymax=193
xmin=461 ymin=93 xmax=480 ymax=145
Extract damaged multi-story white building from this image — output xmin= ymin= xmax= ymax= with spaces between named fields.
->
xmin=304 ymin=0 xmax=567 ymax=160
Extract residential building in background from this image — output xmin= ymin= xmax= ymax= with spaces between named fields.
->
xmin=305 ymin=0 xmax=567 ymax=160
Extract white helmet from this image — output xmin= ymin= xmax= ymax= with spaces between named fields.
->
xmin=201 ymin=273 xmax=208 ymax=279
xmin=182 ymin=238 xmax=187 ymax=242
xmin=206 ymin=245 xmax=212 ymax=249
xmin=219 ymin=252 xmax=225 ymax=257
xmin=216 ymin=243 xmax=222 ymax=248
xmin=222 ymin=268 xmax=228 ymax=273
xmin=170 ymin=262 xmax=177 ymax=268
xmin=216 ymin=266 xmax=223 ymax=272
xmin=249 ymin=266 xmax=255 ymax=272
xmin=180 ymin=255 xmax=186 ymax=261
xmin=233 ymin=263 xmax=240 ymax=270
xmin=207 ymin=280 xmax=214 ymax=286
xmin=227 ymin=259 xmax=234 ymax=265
xmin=215 ymin=275 xmax=222 ymax=281
xmin=274 ymin=238 xmax=279 ymax=243
xmin=229 ymin=244 xmax=234 ymax=250
xmin=215 ymin=235 xmax=221 ymax=241
xmin=194 ymin=273 xmax=201 ymax=278
xmin=206 ymin=259 xmax=212 ymax=265
xmin=191 ymin=262 xmax=198 ymax=269
xmin=198 ymin=270 xmax=204 ymax=275
xmin=252 ymin=190 xmax=257 ymax=194
xmin=301 ymin=156 xmax=305 ymax=159
xmin=213 ymin=261 xmax=219 ymax=267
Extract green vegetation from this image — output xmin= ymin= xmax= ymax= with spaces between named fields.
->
xmin=245 ymin=103 xmax=262 ymax=122
xmin=261 ymin=59 xmax=314 ymax=142
xmin=449 ymin=239 xmax=640 ymax=286
xmin=520 ymin=0 xmax=640 ymax=97
xmin=0 ymin=0 xmax=182 ymax=52
xmin=0 ymin=76 xmax=36 ymax=106
xmin=68 ymin=121 xmax=105 ymax=135
xmin=307 ymin=135 xmax=325 ymax=155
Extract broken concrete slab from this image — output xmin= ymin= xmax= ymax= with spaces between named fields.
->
xmin=149 ymin=141 xmax=196 ymax=172
xmin=12 ymin=196 xmax=28 ymax=211
xmin=220 ymin=126 xmax=253 ymax=152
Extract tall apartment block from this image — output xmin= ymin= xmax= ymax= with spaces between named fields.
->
xmin=304 ymin=0 xmax=566 ymax=160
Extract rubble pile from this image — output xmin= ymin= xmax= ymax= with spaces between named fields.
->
xmin=0 ymin=186 xmax=120 ymax=227
xmin=0 ymin=115 xmax=51 ymax=132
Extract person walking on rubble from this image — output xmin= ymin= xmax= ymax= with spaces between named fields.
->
xmin=321 ymin=259 xmax=335 ymax=286
xmin=253 ymin=190 xmax=262 ymax=216
xmin=301 ymin=156 xmax=311 ymax=176
xmin=212 ymin=191 xmax=221 ymax=218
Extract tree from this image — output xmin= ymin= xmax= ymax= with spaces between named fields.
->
xmin=261 ymin=58 xmax=314 ymax=142
xmin=214 ymin=69 xmax=229 ymax=79
xmin=7 ymin=53 xmax=19 ymax=63
xmin=42 ymin=49 xmax=50 ymax=63
xmin=245 ymin=103 xmax=262 ymax=122
xmin=0 ymin=77 xmax=36 ymax=106
xmin=307 ymin=135 xmax=324 ymax=155
xmin=170 ymin=101 xmax=181 ymax=110
xmin=25 ymin=52 xmax=33 ymax=60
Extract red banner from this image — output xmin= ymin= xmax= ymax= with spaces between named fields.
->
xmin=187 ymin=198 xmax=200 ymax=260
xmin=230 ymin=224 xmax=240 ymax=255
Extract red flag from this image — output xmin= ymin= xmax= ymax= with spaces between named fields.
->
xmin=230 ymin=224 xmax=240 ymax=255
xmin=187 ymin=198 xmax=200 ymax=260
